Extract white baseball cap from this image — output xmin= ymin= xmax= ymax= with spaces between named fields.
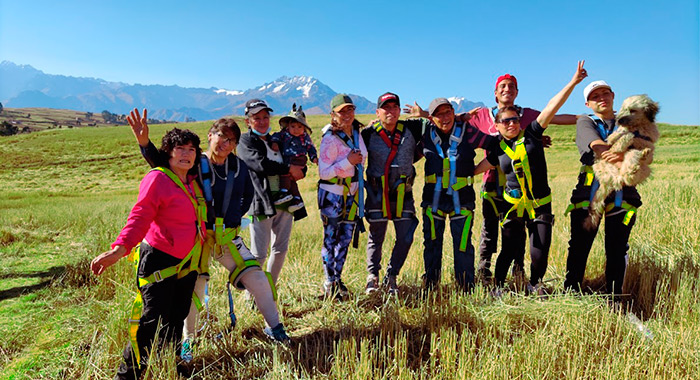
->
xmin=583 ymin=80 xmax=612 ymax=101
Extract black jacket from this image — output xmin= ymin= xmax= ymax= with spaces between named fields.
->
xmin=237 ymin=131 xmax=307 ymax=220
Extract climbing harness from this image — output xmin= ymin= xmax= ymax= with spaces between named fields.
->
xmin=318 ymin=127 xmax=366 ymax=246
xmin=500 ymin=130 xmax=551 ymax=222
xmin=372 ymin=121 xmax=405 ymax=219
xmin=423 ymin=123 xmax=474 ymax=252
xmin=563 ymin=116 xmax=636 ymax=225
xmin=127 ymin=167 xmax=207 ymax=367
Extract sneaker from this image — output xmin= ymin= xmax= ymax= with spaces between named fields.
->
xmin=263 ymin=323 xmax=291 ymax=345
xmin=383 ymin=275 xmax=399 ymax=295
xmin=287 ymin=198 xmax=304 ymax=213
xmin=323 ymin=281 xmax=336 ymax=298
xmin=180 ymin=339 xmax=194 ymax=363
xmin=365 ymin=275 xmax=380 ymax=294
xmin=273 ymin=190 xmax=293 ymax=205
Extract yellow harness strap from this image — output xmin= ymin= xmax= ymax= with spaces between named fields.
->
xmin=500 ymin=131 xmax=551 ymax=221
xmin=424 ymin=207 xmax=474 ymax=252
xmin=127 ymin=167 xmax=207 ymax=367
xmin=320 ymin=177 xmax=359 ymax=221
xmin=481 ymin=190 xmax=500 ymax=216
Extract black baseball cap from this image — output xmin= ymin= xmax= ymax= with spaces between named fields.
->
xmin=377 ymin=92 xmax=400 ymax=109
xmin=244 ymin=99 xmax=273 ymax=116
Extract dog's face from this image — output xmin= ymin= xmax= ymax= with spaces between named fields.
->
xmin=616 ymin=94 xmax=659 ymax=129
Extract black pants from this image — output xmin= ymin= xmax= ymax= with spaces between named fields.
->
xmin=478 ymin=192 xmax=525 ymax=274
xmin=564 ymin=207 xmax=636 ymax=295
xmin=115 ymin=243 xmax=197 ymax=380
xmin=422 ymin=211 xmax=474 ymax=290
xmin=495 ymin=205 xmax=553 ymax=287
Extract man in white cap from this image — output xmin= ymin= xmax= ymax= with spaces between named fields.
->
xmin=563 ymin=81 xmax=641 ymax=295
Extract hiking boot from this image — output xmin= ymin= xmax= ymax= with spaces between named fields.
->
xmin=180 ymin=339 xmax=194 ymax=363
xmin=489 ymin=286 xmax=505 ymax=299
xmin=512 ymin=265 xmax=526 ymax=291
xmin=383 ymin=275 xmax=399 ymax=295
xmin=287 ymin=197 xmax=304 ymax=213
xmin=526 ymin=282 xmax=547 ymax=297
xmin=337 ymin=279 xmax=349 ymax=298
xmin=263 ymin=323 xmax=291 ymax=345
xmin=273 ymin=190 xmax=293 ymax=205
xmin=365 ymin=275 xmax=380 ymax=294
xmin=477 ymin=260 xmax=493 ymax=285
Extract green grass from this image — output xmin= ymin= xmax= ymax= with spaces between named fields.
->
xmin=1 ymin=117 xmax=699 ymax=379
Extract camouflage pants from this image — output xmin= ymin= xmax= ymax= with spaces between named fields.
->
xmin=318 ymin=188 xmax=356 ymax=283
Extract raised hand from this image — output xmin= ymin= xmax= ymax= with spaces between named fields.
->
xmin=127 ymin=108 xmax=150 ymax=147
xmin=571 ymin=60 xmax=588 ymax=85
xmin=403 ymin=102 xmax=428 ymax=118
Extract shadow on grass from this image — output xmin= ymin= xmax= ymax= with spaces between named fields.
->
xmin=0 ymin=258 xmax=97 ymax=302
xmin=0 ymin=266 xmax=64 ymax=301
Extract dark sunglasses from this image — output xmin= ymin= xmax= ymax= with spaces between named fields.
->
xmin=497 ymin=116 xmax=520 ymax=125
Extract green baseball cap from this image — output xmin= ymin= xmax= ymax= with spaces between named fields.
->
xmin=330 ymin=94 xmax=355 ymax=112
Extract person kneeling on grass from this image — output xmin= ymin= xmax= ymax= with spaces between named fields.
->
xmin=317 ymin=94 xmax=368 ymax=299
xmin=129 ymin=110 xmax=290 ymax=359
xmin=474 ymin=61 xmax=588 ymax=295
xmin=91 ymin=128 xmax=204 ymax=380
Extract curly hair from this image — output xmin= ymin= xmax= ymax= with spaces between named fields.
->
xmin=209 ymin=118 xmax=241 ymax=144
xmin=159 ymin=128 xmax=201 ymax=166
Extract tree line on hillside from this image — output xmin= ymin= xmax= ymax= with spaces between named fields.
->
xmin=101 ymin=110 xmax=175 ymax=125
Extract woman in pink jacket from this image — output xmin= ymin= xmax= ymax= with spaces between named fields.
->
xmin=91 ymin=128 xmax=205 ymax=380
xmin=317 ymin=94 xmax=367 ymax=299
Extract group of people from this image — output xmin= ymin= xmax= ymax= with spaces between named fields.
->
xmin=90 ymin=61 xmax=646 ymax=379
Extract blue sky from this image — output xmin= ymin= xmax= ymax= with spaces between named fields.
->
xmin=1 ymin=0 xmax=698 ymax=125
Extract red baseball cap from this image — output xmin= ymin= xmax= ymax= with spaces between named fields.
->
xmin=495 ymin=74 xmax=518 ymax=90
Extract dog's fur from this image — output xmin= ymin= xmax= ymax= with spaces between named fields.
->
xmin=588 ymin=94 xmax=660 ymax=227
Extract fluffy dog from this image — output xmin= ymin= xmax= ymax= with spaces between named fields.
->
xmin=588 ymin=94 xmax=660 ymax=227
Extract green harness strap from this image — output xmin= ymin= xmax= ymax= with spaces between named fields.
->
xmin=563 ymin=165 xmax=636 ymax=226
xmin=127 ymin=167 xmax=207 ymax=368
xmin=500 ymin=131 xmax=551 ymax=222
xmin=424 ymin=207 xmax=474 ymax=252
xmin=212 ymin=217 xmax=277 ymax=299
xmin=481 ymin=190 xmax=500 ymax=216
xmin=564 ymin=200 xmax=637 ymax=226
xmin=319 ymin=176 xmax=360 ymax=221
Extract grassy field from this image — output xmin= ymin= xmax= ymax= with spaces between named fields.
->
xmin=1 ymin=114 xmax=699 ymax=379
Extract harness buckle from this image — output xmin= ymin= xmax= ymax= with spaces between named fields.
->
xmin=507 ymin=188 xmax=522 ymax=199
xmin=153 ymin=270 xmax=164 ymax=282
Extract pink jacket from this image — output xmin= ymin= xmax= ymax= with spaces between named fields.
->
xmin=112 ymin=170 xmax=199 ymax=259
xmin=318 ymin=125 xmax=368 ymax=195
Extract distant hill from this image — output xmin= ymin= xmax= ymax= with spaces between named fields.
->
xmin=0 ymin=61 xmax=485 ymax=122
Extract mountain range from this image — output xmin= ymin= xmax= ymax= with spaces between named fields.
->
xmin=0 ymin=61 xmax=484 ymax=122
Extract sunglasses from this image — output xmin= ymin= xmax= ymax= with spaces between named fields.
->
xmin=497 ymin=116 xmax=520 ymax=125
